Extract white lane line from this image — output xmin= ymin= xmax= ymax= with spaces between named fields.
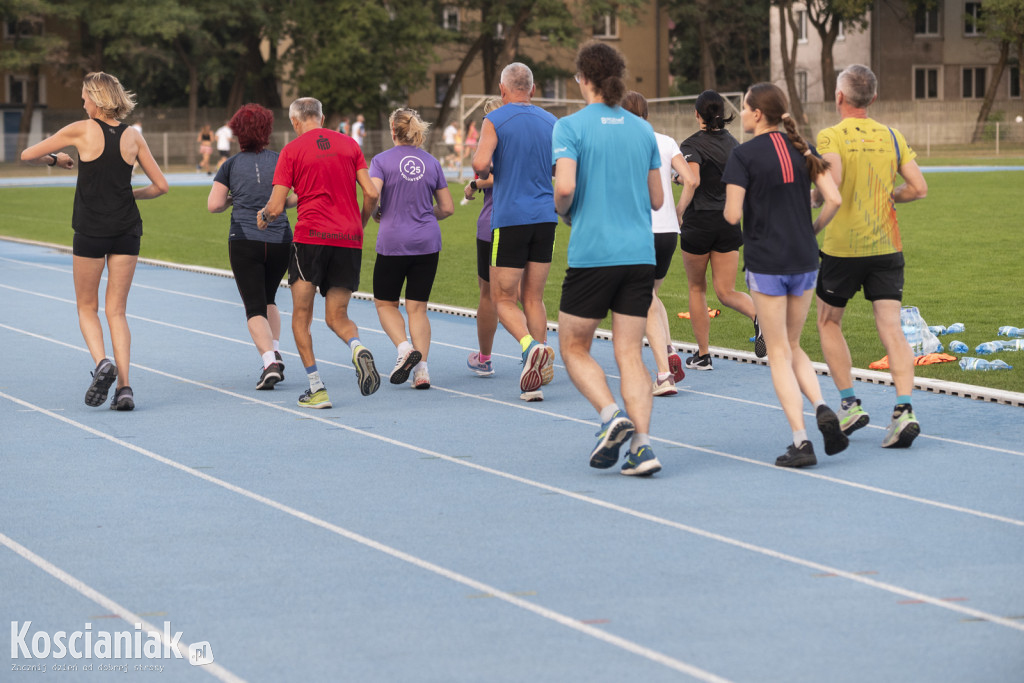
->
xmin=4 ymin=383 xmax=1024 ymax=637
xmin=0 ymin=532 xmax=244 ymax=682
xmin=0 ymin=391 xmax=732 ymax=682
xmin=2 ymin=314 xmax=1023 ymax=530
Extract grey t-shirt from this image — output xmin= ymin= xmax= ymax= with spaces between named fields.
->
xmin=214 ymin=149 xmax=292 ymax=243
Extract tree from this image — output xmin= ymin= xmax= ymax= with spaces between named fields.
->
xmin=969 ymin=0 xmax=1024 ymax=142
xmin=666 ymin=0 xmax=770 ymax=94
xmin=283 ymin=0 xmax=447 ymax=127
xmin=774 ymin=0 xmax=807 ymax=125
xmin=0 ymin=0 xmax=74 ymax=150
xmin=804 ymin=0 xmax=872 ymax=102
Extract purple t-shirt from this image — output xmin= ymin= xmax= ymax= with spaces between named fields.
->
xmin=476 ymin=187 xmax=493 ymax=242
xmin=369 ymin=146 xmax=447 ymax=255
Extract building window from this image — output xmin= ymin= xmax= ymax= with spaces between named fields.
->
xmin=435 ymin=73 xmax=458 ymax=106
xmin=914 ymin=67 xmax=939 ymax=99
xmin=915 ymin=6 xmax=940 ymax=35
xmin=593 ymin=13 xmax=618 ymax=39
xmin=962 ymin=67 xmax=986 ymax=98
xmin=7 ymin=75 xmax=28 ymax=104
xmin=796 ymin=71 xmax=808 ymax=102
xmin=4 ymin=19 xmax=41 ymax=40
xmin=441 ymin=6 xmax=459 ymax=31
xmin=796 ymin=10 xmax=808 ymax=42
xmin=1011 ymin=65 xmax=1020 ymax=98
xmin=541 ymin=79 xmax=566 ymax=100
xmin=965 ymin=2 xmax=982 ymax=36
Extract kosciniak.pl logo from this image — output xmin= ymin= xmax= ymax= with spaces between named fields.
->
xmin=10 ymin=621 xmax=214 ymax=666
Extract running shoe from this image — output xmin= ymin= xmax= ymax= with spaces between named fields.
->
xmin=667 ymin=352 xmax=686 ymax=383
xmin=256 ymin=362 xmax=284 ymax=390
xmin=882 ymin=406 xmax=920 ymax=448
xmin=520 ymin=389 xmax=544 ymax=402
xmin=589 ymin=410 xmax=635 ymax=469
xmin=297 ymin=388 xmax=332 ymax=409
xmin=816 ymin=404 xmax=849 ymax=455
xmin=775 ymin=440 xmax=816 ymax=468
xmin=753 ymin=316 xmax=767 ymax=359
xmin=467 ymin=351 xmax=494 ymax=377
xmin=85 ymin=358 xmax=117 ymax=407
xmin=274 ymin=351 xmax=286 ymax=378
xmin=652 ymin=375 xmax=678 ymax=397
xmin=390 ymin=348 xmax=422 ymax=385
xmin=109 ymin=386 xmax=134 ymax=412
xmin=413 ymin=368 xmax=431 ymax=390
xmin=352 ymin=345 xmax=380 ymax=396
xmin=837 ymin=399 xmax=870 ymax=435
xmin=540 ymin=344 xmax=556 ymax=386
xmin=520 ymin=341 xmax=548 ymax=393
xmin=685 ymin=353 xmax=713 ymax=371
xmin=621 ymin=446 xmax=662 ymax=476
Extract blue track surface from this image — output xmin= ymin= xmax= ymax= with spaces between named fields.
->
xmin=1 ymin=239 xmax=1022 ymax=682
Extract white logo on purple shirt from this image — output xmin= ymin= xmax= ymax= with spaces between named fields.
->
xmin=399 ymin=155 xmax=425 ymax=182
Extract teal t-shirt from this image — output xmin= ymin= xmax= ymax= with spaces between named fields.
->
xmin=551 ymin=104 xmax=659 ymax=268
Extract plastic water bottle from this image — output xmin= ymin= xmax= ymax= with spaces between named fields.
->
xmin=975 ymin=341 xmax=1004 ymax=355
xmin=900 ymin=306 xmax=940 ymax=356
xmin=945 ymin=322 xmax=965 ymax=334
xmin=998 ymin=326 xmax=1023 ymax=338
xmin=1000 ymin=339 xmax=1024 ymax=351
xmin=949 ymin=340 xmax=969 ymax=354
xmin=928 ymin=325 xmax=946 ymax=336
xmin=960 ymin=357 xmax=1013 ymax=371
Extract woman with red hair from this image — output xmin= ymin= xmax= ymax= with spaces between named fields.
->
xmin=208 ymin=104 xmax=296 ymax=391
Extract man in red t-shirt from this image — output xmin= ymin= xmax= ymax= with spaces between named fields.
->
xmin=258 ymin=97 xmax=380 ymax=409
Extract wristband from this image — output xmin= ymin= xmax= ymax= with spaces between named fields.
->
xmin=48 ymin=153 xmax=58 ymax=167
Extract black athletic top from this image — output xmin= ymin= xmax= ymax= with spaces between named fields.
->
xmin=679 ymin=129 xmax=739 ymax=217
xmin=72 ymin=119 xmax=142 ymax=238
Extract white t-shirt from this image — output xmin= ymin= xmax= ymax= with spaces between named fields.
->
xmin=351 ymin=121 xmax=365 ymax=147
xmin=652 ymin=132 xmax=682 ymax=233
xmin=215 ymin=125 xmax=233 ymax=152
xmin=443 ymin=124 xmax=457 ymax=145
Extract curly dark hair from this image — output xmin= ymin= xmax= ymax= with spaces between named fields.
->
xmin=576 ymin=41 xmax=626 ymax=106
xmin=229 ymin=103 xmax=274 ymax=153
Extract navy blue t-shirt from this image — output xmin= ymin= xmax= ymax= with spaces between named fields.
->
xmin=214 ymin=149 xmax=292 ymax=243
xmin=722 ymin=131 xmax=819 ymax=275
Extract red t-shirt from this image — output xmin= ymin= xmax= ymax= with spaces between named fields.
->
xmin=273 ymin=128 xmax=367 ymax=248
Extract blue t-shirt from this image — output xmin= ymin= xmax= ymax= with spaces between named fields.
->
xmin=214 ymin=150 xmax=291 ymax=243
xmin=369 ymin=146 xmax=447 ymax=256
xmin=485 ymin=103 xmax=558 ymax=229
xmin=551 ymin=104 xmax=660 ymax=268
xmin=721 ymin=131 xmax=818 ymax=275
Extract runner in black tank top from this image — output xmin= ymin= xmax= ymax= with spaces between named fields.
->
xmin=19 ymin=71 xmax=167 ymax=412
xmin=72 ymin=119 xmax=142 ymax=239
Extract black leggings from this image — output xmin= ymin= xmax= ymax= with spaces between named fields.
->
xmin=228 ymin=240 xmax=290 ymax=320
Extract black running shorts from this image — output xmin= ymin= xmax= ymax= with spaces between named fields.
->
xmin=817 ymin=252 xmax=905 ymax=307
xmin=289 ymin=243 xmax=361 ymax=296
xmin=229 ymin=239 xmax=290 ymax=319
xmin=653 ymin=232 xmax=678 ymax=280
xmin=680 ymin=210 xmax=743 ymax=255
xmin=476 ymin=238 xmax=491 ymax=282
xmin=72 ymin=229 xmax=141 ymax=259
xmin=560 ymin=264 xmax=655 ymax=320
xmin=372 ymin=252 xmax=440 ymax=302
xmin=490 ymin=222 xmax=556 ymax=269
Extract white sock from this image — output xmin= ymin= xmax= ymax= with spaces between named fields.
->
xmin=630 ymin=432 xmax=650 ymax=452
xmin=348 ymin=338 xmax=362 ymax=352
xmin=657 ymin=371 xmax=671 ymax=382
xmin=599 ymin=404 xmax=619 ymax=424
xmin=793 ymin=430 xmax=807 ymax=446
xmin=261 ymin=350 xmax=276 ymax=369
xmin=398 ymin=340 xmax=414 ymax=357
xmin=307 ymin=371 xmax=325 ymax=393
xmin=414 ymin=361 xmax=428 ymax=373
xmin=272 ymin=340 xmax=280 ymax=352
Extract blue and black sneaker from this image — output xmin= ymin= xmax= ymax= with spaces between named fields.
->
xmin=589 ymin=410 xmax=635 ymax=469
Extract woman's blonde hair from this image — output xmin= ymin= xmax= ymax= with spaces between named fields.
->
xmin=483 ymin=97 xmax=502 ymax=115
xmin=82 ymin=72 xmax=136 ymax=121
xmin=389 ymin=108 xmax=430 ymax=147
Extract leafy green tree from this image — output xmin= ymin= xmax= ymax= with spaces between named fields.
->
xmin=283 ymin=0 xmax=447 ymax=126
xmin=804 ymin=0 xmax=872 ymax=101
xmin=968 ymin=0 xmax=1024 ymax=142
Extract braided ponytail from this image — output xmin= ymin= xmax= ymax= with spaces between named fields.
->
xmin=747 ymin=83 xmax=829 ymax=180
xmin=780 ymin=113 xmax=829 ymax=178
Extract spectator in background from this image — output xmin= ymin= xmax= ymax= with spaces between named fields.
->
xmin=215 ymin=119 xmax=233 ymax=171
xmin=197 ymin=123 xmax=214 ymax=175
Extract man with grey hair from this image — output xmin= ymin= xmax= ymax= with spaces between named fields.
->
xmin=257 ymin=97 xmax=381 ymax=409
xmin=472 ymin=62 xmax=559 ymax=400
xmin=813 ymin=64 xmax=929 ymax=449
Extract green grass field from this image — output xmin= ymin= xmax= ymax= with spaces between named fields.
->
xmin=1 ymin=170 xmax=1022 ymax=394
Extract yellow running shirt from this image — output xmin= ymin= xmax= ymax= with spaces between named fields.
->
xmin=816 ymin=117 xmax=916 ymax=257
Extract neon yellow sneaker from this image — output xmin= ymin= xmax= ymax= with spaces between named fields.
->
xmin=297 ymin=388 xmax=332 ymax=409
